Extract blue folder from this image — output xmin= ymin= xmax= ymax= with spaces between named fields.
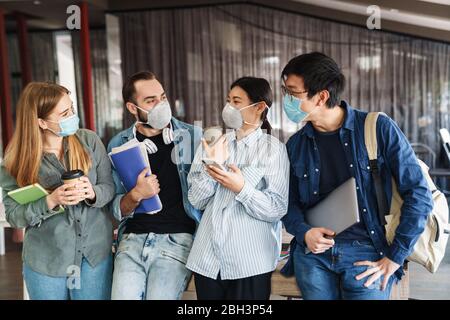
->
xmin=110 ymin=144 xmax=162 ymax=214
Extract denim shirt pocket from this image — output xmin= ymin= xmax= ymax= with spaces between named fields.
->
xmin=293 ymin=164 xmax=310 ymax=202
xmin=358 ymin=156 xmax=385 ymax=177
xmin=358 ymin=158 xmax=372 ymax=175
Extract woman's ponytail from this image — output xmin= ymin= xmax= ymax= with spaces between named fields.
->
xmin=261 ymin=112 xmax=272 ymax=135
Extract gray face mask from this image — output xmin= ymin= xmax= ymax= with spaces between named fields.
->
xmin=135 ymin=99 xmax=172 ymax=130
xmin=221 ymin=102 xmax=265 ymax=129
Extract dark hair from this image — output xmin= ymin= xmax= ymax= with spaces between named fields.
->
xmin=281 ymin=52 xmax=345 ymax=108
xmin=230 ymin=76 xmax=273 ymax=134
xmin=122 ymin=71 xmax=157 ymax=105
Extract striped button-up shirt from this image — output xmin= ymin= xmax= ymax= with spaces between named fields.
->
xmin=186 ymin=128 xmax=290 ymax=280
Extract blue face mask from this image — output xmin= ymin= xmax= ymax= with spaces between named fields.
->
xmin=283 ymin=94 xmax=309 ymax=123
xmin=46 ymin=114 xmax=80 ymax=137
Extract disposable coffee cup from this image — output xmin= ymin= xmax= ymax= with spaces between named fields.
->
xmin=203 ymin=126 xmax=223 ymax=146
xmin=61 ymin=169 xmax=84 ymax=190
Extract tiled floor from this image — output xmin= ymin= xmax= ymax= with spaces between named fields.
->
xmin=409 ymin=244 xmax=450 ymax=300
xmin=0 ymin=230 xmax=22 ymax=300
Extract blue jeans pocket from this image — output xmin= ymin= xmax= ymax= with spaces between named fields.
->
xmin=166 ymin=233 xmax=193 ymax=250
xmin=160 ymin=250 xmax=189 ymax=265
xmin=351 ymin=240 xmax=375 ymax=248
xmin=350 ymin=265 xmax=383 ymax=290
xmin=115 ymin=233 xmax=133 ymax=255
xmin=161 ymin=233 xmax=193 ymax=265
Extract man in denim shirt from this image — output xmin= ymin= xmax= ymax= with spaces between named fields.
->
xmin=281 ymin=52 xmax=433 ymax=300
xmin=108 ymin=71 xmax=202 ymax=299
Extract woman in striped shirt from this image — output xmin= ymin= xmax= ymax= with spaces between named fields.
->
xmin=186 ymin=77 xmax=290 ymax=300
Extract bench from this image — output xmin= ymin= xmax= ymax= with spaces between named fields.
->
xmin=185 ymin=258 xmax=301 ymax=299
xmin=186 ymin=262 xmax=408 ymax=300
xmin=185 ymin=231 xmax=409 ymax=300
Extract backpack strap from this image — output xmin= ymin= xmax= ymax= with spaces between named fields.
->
xmin=364 ymin=113 xmax=379 ymax=161
xmin=364 ymin=112 xmax=389 ymax=225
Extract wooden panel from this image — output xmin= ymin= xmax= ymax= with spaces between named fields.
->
xmin=186 ymin=259 xmax=302 ymax=298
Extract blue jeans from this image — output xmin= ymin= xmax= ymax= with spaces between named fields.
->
xmin=293 ymin=240 xmax=397 ymax=300
xmin=23 ymin=255 xmax=113 ymax=300
xmin=111 ymin=232 xmax=193 ymax=300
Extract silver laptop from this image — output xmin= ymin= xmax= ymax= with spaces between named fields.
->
xmin=305 ymin=177 xmax=360 ymax=235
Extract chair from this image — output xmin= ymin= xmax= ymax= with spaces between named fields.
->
xmin=411 ymin=143 xmax=436 ymax=169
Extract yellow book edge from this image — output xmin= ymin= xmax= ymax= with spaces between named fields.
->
xmin=7 ymin=183 xmax=65 ymax=213
xmin=7 ymin=183 xmax=49 ymax=196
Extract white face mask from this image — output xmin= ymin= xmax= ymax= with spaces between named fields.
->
xmin=135 ymin=99 xmax=172 ymax=130
xmin=221 ymin=102 xmax=265 ymax=129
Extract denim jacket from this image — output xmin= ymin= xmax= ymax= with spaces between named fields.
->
xmin=107 ymin=117 xmax=202 ymax=240
xmin=281 ymin=101 xmax=433 ymax=279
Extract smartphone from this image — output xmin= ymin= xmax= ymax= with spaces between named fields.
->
xmin=202 ymin=158 xmax=227 ymax=171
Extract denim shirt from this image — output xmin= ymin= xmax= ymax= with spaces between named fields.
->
xmin=281 ymin=101 xmax=433 ymax=279
xmin=107 ymin=117 xmax=202 ymax=239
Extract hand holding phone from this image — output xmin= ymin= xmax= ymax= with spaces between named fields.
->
xmin=202 ymin=158 xmax=227 ymax=172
